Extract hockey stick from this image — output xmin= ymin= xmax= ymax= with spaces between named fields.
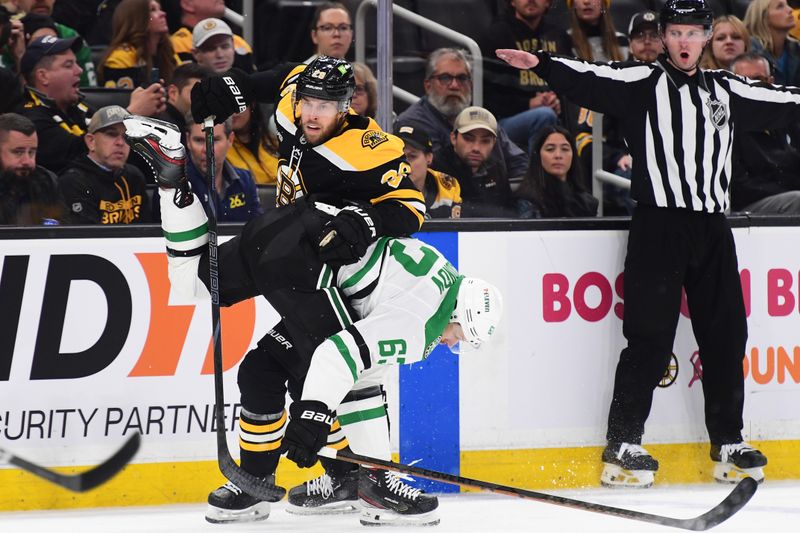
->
xmin=203 ymin=117 xmax=286 ymax=502
xmin=319 ymin=448 xmax=757 ymax=531
xmin=0 ymin=433 xmax=140 ymax=492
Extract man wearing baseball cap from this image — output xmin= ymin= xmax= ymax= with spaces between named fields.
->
xmin=171 ymin=5 xmax=253 ymax=72
xmin=19 ymin=35 xmax=167 ymax=173
xmin=192 ymin=18 xmax=236 ymax=74
xmin=627 ymin=11 xmax=662 ymax=63
xmin=58 ymin=105 xmax=153 ymax=224
xmin=396 ymin=124 xmax=462 ymax=219
xmin=432 ymin=106 xmax=516 ymax=217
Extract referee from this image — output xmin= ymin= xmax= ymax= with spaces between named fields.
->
xmin=497 ymin=0 xmax=795 ymax=488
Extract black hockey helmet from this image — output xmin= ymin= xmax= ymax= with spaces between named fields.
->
xmin=296 ymin=56 xmax=355 ymax=110
xmin=659 ymin=0 xmax=713 ymax=31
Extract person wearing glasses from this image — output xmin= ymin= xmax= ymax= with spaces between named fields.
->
xmin=396 ymin=47 xmax=529 ymax=196
xmin=307 ymin=1 xmax=353 ymax=61
xmin=350 ymin=61 xmax=378 ymax=118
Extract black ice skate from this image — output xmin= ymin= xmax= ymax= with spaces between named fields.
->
xmin=286 ymin=469 xmax=360 ymax=515
xmin=601 ymin=442 xmax=659 ymax=488
xmin=711 ymin=442 xmax=767 ymax=484
xmin=205 ymin=480 xmax=271 ymax=523
xmin=358 ymin=468 xmax=439 ymax=526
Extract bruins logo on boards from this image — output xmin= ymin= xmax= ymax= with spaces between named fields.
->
xmin=657 ymin=353 xmax=679 ymax=388
xmin=361 ymin=130 xmax=388 ymax=150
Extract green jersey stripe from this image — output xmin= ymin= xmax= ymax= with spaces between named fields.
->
xmin=423 ymin=274 xmax=464 ymax=356
xmin=337 ymin=405 xmax=387 ymax=426
xmin=163 ymin=223 xmax=209 ymax=243
xmin=341 ymin=237 xmax=390 ymax=289
xmin=326 ymin=287 xmax=352 ymax=327
xmin=330 ymin=334 xmax=358 ymax=382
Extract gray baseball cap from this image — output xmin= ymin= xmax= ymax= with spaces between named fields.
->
xmin=87 ymin=105 xmax=130 ymax=133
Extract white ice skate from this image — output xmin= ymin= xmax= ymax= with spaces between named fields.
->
xmin=711 ymin=442 xmax=767 ymax=484
xmin=600 ymin=442 xmax=658 ymax=489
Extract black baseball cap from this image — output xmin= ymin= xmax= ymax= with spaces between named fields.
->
xmin=628 ymin=11 xmax=660 ymax=37
xmin=21 ymin=35 xmax=82 ymax=76
xmin=396 ymin=124 xmax=433 ymax=153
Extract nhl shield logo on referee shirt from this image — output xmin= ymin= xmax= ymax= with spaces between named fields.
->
xmin=706 ymin=98 xmax=728 ymax=131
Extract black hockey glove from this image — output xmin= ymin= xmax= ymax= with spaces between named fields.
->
xmin=317 ymin=204 xmax=382 ymax=267
xmin=282 ymin=400 xmax=335 ymax=468
xmin=191 ymin=68 xmax=253 ymax=125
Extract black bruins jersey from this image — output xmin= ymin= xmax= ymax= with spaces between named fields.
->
xmin=254 ymin=64 xmax=426 ymax=236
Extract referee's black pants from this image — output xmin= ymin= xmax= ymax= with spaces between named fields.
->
xmin=606 ymin=205 xmax=748 ymax=446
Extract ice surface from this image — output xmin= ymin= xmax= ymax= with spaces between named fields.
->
xmin=1 ymin=481 xmax=796 ymax=532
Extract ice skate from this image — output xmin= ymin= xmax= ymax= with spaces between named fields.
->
xmin=205 ymin=480 xmax=271 ymax=523
xmin=711 ymin=442 xmax=767 ymax=484
xmin=122 ymin=115 xmax=186 ymax=187
xmin=287 ymin=469 xmax=360 ymax=515
xmin=600 ymin=442 xmax=658 ymax=488
xmin=358 ymin=468 xmax=439 ymax=526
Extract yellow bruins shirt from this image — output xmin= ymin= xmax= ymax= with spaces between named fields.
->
xmin=424 ymin=169 xmax=461 ymax=219
xmin=227 ymin=136 xmax=279 ymax=185
xmin=271 ymin=65 xmax=425 ymax=235
xmin=100 ymin=45 xmax=180 ymax=88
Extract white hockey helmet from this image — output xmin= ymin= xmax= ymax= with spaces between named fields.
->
xmin=451 ymin=277 xmax=503 ymax=349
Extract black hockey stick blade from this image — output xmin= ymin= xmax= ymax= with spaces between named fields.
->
xmin=1 ymin=433 xmax=141 ymax=492
xmin=320 ymin=448 xmax=757 ymax=531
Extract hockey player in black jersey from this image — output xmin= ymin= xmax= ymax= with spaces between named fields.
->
xmin=495 ymin=0 xmax=793 ymax=489
xmin=128 ymin=56 xmax=444 ymax=525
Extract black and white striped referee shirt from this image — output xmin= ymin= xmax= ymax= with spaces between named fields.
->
xmin=532 ymin=53 xmax=800 ymax=213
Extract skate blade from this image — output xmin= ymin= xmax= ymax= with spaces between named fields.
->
xmin=286 ymin=501 xmax=360 ymax=515
xmin=359 ymin=506 xmax=440 ymax=527
xmin=600 ymin=463 xmax=655 ymax=488
xmin=713 ymin=463 xmax=765 ymax=484
xmin=204 ymin=502 xmax=271 ymax=523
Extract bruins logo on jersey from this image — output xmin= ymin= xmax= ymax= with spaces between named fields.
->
xmin=276 ymin=161 xmax=303 ymax=205
xmin=361 ymin=130 xmax=389 ymax=150
xmin=440 ymin=173 xmax=458 ymax=190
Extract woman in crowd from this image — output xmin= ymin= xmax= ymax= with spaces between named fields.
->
xmin=517 ymin=125 xmax=598 ymax=218
xmin=227 ymin=103 xmax=280 ymax=186
xmin=701 ymin=15 xmax=751 ymax=71
xmin=744 ymin=0 xmax=800 ymax=85
xmin=350 ymin=62 xmax=377 ymax=118
xmin=99 ymin=0 xmax=177 ymax=88
xmin=567 ymin=0 xmax=628 ymax=62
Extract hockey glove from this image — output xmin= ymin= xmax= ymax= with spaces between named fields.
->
xmin=317 ymin=204 xmax=381 ymax=267
xmin=190 ymin=68 xmax=253 ymax=125
xmin=282 ymin=400 xmax=336 ymax=468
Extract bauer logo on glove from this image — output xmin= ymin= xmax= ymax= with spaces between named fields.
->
xmin=317 ymin=203 xmax=382 ymax=267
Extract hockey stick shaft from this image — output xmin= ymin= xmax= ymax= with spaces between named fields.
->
xmin=0 ymin=433 xmax=141 ymax=492
xmin=319 ymin=448 xmax=757 ymax=531
xmin=203 ymin=117 xmax=285 ymax=502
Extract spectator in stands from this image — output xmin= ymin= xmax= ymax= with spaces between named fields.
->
xmin=308 ymin=2 xmax=353 ymax=61
xmin=160 ymin=62 xmax=210 ymax=134
xmin=396 ymin=124 xmax=462 ymax=219
xmin=58 ymin=105 xmax=153 ymax=224
xmin=480 ymin=0 xmax=569 ymax=153
xmin=567 ymin=0 xmax=628 ymax=62
xmin=20 ymin=35 xmax=166 ymax=173
xmin=0 ymin=112 xmax=62 ymax=224
xmin=227 ymin=103 xmax=279 ymax=185
xmin=702 ymin=15 xmax=750 ymax=71
xmin=20 ymin=12 xmax=57 ymax=42
xmin=396 ymin=48 xmax=528 ymax=190
xmin=627 ymin=10 xmax=663 ymax=63
xmin=729 ymin=52 xmax=800 ymax=214
xmin=185 ymin=113 xmax=261 ymax=221
xmin=171 ymin=0 xmax=253 ymax=72
xmin=6 ymin=0 xmax=96 ymax=86
xmin=517 ymin=124 xmax=598 ymax=218
xmin=0 ymin=5 xmax=28 ymax=71
xmin=432 ymin=106 xmax=517 ymax=218
xmin=744 ymin=0 xmax=800 ymax=85
xmin=99 ymin=0 xmax=178 ymax=88
xmin=191 ymin=17 xmax=238 ymax=74
xmin=351 ymin=61 xmax=377 ymax=118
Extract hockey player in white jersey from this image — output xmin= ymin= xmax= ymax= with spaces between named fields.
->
xmin=124 ymin=115 xmax=503 ymax=527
